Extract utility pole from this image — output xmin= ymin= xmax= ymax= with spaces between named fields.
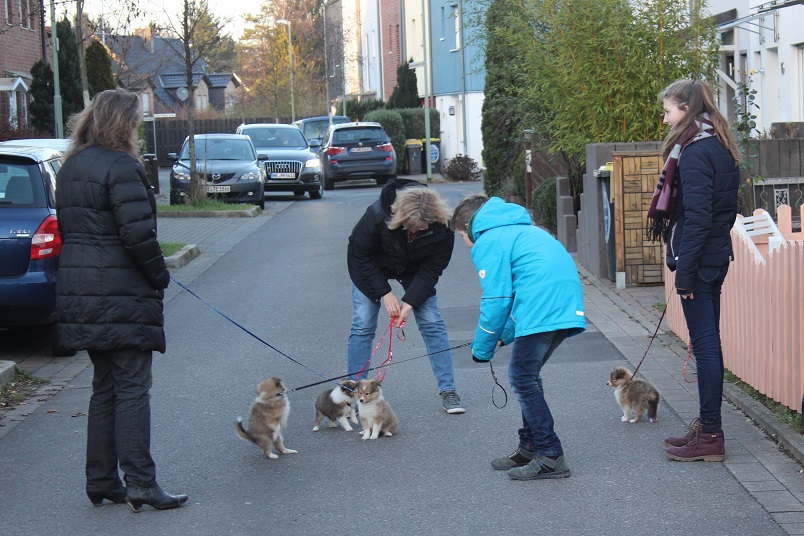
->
xmin=50 ymin=0 xmax=63 ymax=137
xmin=421 ymin=0 xmax=432 ymax=181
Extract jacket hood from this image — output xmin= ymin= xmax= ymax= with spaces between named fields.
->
xmin=468 ymin=197 xmax=531 ymax=242
xmin=379 ymin=178 xmax=427 ymax=215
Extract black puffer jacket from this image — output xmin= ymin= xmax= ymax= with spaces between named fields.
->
xmin=665 ymin=136 xmax=740 ymax=292
xmin=55 ymin=145 xmax=169 ymax=353
xmin=347 ymin=179 xmax=454 ymax=308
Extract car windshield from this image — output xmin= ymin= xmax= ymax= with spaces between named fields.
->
xmin=243 ymin=128 xmax=307 ymax=149
xmin=0 ymin=160 xmax=46 ymax=208
xmin=333 ymin=128 xmax=384 ymax=144
xmin=302 ymin=118 xmax=348 ymax=140
xmin=179 ymin=139 xmax=255 ymax=161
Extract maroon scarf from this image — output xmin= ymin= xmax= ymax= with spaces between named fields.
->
xmin=645 ymin=115 xmax=714 ymax=242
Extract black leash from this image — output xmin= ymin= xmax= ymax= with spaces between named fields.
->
xmin=489 ymin=362 xmax=508 ymax=409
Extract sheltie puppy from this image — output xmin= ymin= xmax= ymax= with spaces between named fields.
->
xmin=606 ymin=367 xmax=660 ymax=423
xmin=235 ymin=377 xmax=297 ymax=458
xmin=313 ymin=379 xmax=358 ymax=432
xmin=355 ymin=379 xmax=399 ymax=440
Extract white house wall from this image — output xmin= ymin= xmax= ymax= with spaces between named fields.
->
xmin=436 ymin=92 xmax=484 ymax=167
xmin=360 ymin=0 xmax=383 ymax=99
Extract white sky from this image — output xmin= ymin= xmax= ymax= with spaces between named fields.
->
xmin=73 ymin=0 xmax=254 ymax=39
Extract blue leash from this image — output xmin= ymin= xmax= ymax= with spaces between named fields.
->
xmin=170 ymin=276 xmax=344 ymax=390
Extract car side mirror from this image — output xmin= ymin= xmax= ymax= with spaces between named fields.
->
xmin=257 ymin=153 xmax=269 ymax=161
xmin=308 ymin=139 xmax=322 ymax=149
xmin=167 ymin=153 xmax=178 ymax=162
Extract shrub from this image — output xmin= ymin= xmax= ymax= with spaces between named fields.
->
xmin=531 ymin=177 xmax=557 ymax=232
xmin=391 ymin=108 xmax=440 ymax=140
xmin=364 ymin=109 xmax=405 ymax=173
xmin=443 ymin=154 xmax=482 ymax=182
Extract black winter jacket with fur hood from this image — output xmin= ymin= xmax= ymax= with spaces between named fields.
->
xmin=55 ymin=145 xmax=169 ymax=353
xmin=347 ymin=179 xmax=454 ymax=308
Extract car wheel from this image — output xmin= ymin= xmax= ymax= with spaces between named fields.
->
xmin=324 ymin=174 xmax=335 ymax=191
xmin=309 ymin=182 xmax=323 ymax=200
xmin=48 ymin=323 xmax=76 ymax=357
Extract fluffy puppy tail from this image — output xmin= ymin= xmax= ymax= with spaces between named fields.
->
xmin=648 ymin=394 xmax=660 ymax=421
xmin=235 ymin=418 xmax=255 ymax=444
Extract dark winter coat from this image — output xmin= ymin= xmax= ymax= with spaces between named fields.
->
xmin=347 ymin=179 xmax=454 ymax=308
xmin=55 ymin=145 xmax=169 ymax=353
xmin=665 ymin=136 xmax=740 ymax=292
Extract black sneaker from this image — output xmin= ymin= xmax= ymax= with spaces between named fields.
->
xmin=440 ymin=390 xmax=465 ymax=414
xmin=491 ymin=448 xmax=535 ymax=470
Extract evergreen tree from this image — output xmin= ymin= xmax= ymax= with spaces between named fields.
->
xmin=85 ymin=40 xmax=116 ymax=96
xmin=29 ymin=60 xmax=55 ymax=134
xmin=56 ymin=18 xmax=84 ymax=124
xmin=386 ymin=62 xmax=420 ymax=109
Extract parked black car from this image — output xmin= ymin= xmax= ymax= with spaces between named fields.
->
xmin=235 ymin=123 xmax=323 ymax=199
xmin=292 ymin=115 xmax=350 ymax=145
xmin=319 ymin=122 xmax=397 ymax=190
xmin=168 ymin=134 xmax=266 ymax=210
xmin=0 ymin=144 xmax=73 ymax=355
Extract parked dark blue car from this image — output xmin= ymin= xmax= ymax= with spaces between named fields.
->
xmin=0 ymin=144 xmax=71 ymax=355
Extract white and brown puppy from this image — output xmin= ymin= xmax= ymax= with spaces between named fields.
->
xmin=235 ymin=377 xmax=298 ymax=458
xmin=355 ymin=379 xmax=398 ymax=440
xmin=607 ymin=367 xmax=661 ymax=423
xmin=313 ymin=379 xmax=358 ymax=431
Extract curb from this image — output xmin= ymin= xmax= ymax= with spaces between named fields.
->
xmin=157 ymin=206 xmax=262 ymax=218
xmin=0 ymin=360 xmax=16 ymax=390
xmin=165 ymin=244 xmax=200 ymax=269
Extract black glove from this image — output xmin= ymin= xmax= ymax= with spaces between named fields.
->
xmin=472 ymin=352 xmax=490 ymax=364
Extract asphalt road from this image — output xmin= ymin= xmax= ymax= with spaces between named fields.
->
xmin=0 ymin=182 xmax=784 ymax=535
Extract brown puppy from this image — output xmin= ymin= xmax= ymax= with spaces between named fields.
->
xmin=235 ymin=377 xmax=298 ymax=458
xmin=313 ymin=379 xmax=358 ymax=432
xmin=355 ymin=379 xmax=399 ymax=440
xmin=607 ymin=367 xmax=660 ymax=423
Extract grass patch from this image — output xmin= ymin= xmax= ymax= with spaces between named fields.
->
xmin=160 ymin=242 xmax=187 ymax=257
xmin=652 ymin=301 xmax=666 ymax=311
xmin=725 ymin=369 xmax=804 ymax=433
xmin=0 ymin=368 xmax=49 ymax=410
xmin=158 ymin=200 xmax=253 ymax=212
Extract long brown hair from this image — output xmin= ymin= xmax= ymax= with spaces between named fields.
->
xmin=660 ymin=79 xmax=741 ymax=163
xmin=65 ymin=88 xmax=141 ymax=159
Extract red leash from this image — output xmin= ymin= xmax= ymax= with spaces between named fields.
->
xmin=355 ymin=318 xmax=407 ymax=383
xmin=629 ymin=302 xmax=668 ymax=381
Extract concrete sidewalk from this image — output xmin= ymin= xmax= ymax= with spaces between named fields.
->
xmin=3 ymin=187 xmax=804 ymax=533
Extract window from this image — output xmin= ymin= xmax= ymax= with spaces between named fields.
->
xmin=195 ymin=94 xmax=208 ymax=110
xmin=453 ymin=5 xmax=462 ymax=51
xmin=4 ymin=0 xmax=10 ymax=24
xmin=141 ymin=93 xmax=150 ymax=116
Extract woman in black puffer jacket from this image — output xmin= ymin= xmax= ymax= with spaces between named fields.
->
xmin=56 ymin=89 xmax=187 ymax=512
xmin=648 ymin=80 xmax=741 ymax=463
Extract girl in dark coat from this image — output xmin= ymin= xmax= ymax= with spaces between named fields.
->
xmin=56 ymin=89 xmax=187 ymax=511
xmin=647 ymin=79 xmax=741 ymax=462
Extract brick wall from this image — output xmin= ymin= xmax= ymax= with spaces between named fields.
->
xmin=380 ymin=0 xmax=401 ymax=100
xmin=0 ymin=2 xmax=45 ymax=77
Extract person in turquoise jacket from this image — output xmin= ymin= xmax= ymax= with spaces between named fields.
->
xmin=452 ymin=194 xmax=586 ymax=480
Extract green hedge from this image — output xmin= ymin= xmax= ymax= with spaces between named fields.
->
xmin=531 ymin=177 xmax=557 ymax=233
xmin=389 ymin=108 xmax=440 ymax=140
xmin=364 ymin=109 xmax=406 ymax=173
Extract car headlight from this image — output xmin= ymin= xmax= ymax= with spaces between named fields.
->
xmin=304 ymin=158 xmax=321 ymax=171
xmin=240 ymin=171 xmax=261 ymax=181
xmin=173 ymin=170 xmax=191 ymax=181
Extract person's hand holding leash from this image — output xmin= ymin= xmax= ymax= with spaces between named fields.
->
xmin=383 ymin=292 xmax=401 ymax=318
xmin=393 ymin=302 xmax=413 ymax=328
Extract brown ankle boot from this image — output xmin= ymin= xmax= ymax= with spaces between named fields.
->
xmin=664 ymin=416 xmax=701 ymax=447
xmin=665 ymin=429 xmax=725 ymax=462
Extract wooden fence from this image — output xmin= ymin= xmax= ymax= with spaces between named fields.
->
xmin=664 ymin=205 xmax=804 ymax=411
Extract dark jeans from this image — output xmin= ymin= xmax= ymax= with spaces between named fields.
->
xmin=86 ymin=349 xmax=156 ymax=491
xmin=509 ymin=329 xmax=576 ymax=458
xmin=680 ymin=263 xmax=729 ymax=431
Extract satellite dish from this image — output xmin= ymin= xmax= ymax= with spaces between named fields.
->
xmin=176 ymin=87 xmax=189 ymax=101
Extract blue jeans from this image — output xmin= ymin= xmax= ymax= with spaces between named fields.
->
xmin=347 ymin=283 xmax=456 ymax=393
xmin=509 ymin=329 xmax=576 ymax=458
xmin=680 ymin=263 xmax=729 ymax=431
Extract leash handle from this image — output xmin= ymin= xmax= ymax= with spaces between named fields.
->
xmin=489 ymin=362 xmax=508 ymax=409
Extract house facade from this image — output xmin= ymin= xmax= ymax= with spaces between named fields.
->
xmin=0 ymin=0 xmax=44 ymax=128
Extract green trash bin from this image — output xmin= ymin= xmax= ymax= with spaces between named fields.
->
xmin=421 ymin=138 xmax=441 ymax=173
xmin=404 ymin=139 xmax=422 ymax=175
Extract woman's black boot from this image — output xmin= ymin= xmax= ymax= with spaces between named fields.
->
xmin=125 ymin=483 xmax=188 ymax=512
xmin=87 ymin=486 xmax=127 ymax=506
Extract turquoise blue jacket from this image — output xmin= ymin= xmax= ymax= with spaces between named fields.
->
xmin=469 ymin=197 xmax=586 ymax=360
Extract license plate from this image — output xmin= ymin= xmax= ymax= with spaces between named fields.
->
xmin=351 ymin=147 xmax=372 ymax=153
xmin=271 ymin=173 xmax=296 ymax=179
xmin=206 ymin=185 xmax=231 ymax=193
